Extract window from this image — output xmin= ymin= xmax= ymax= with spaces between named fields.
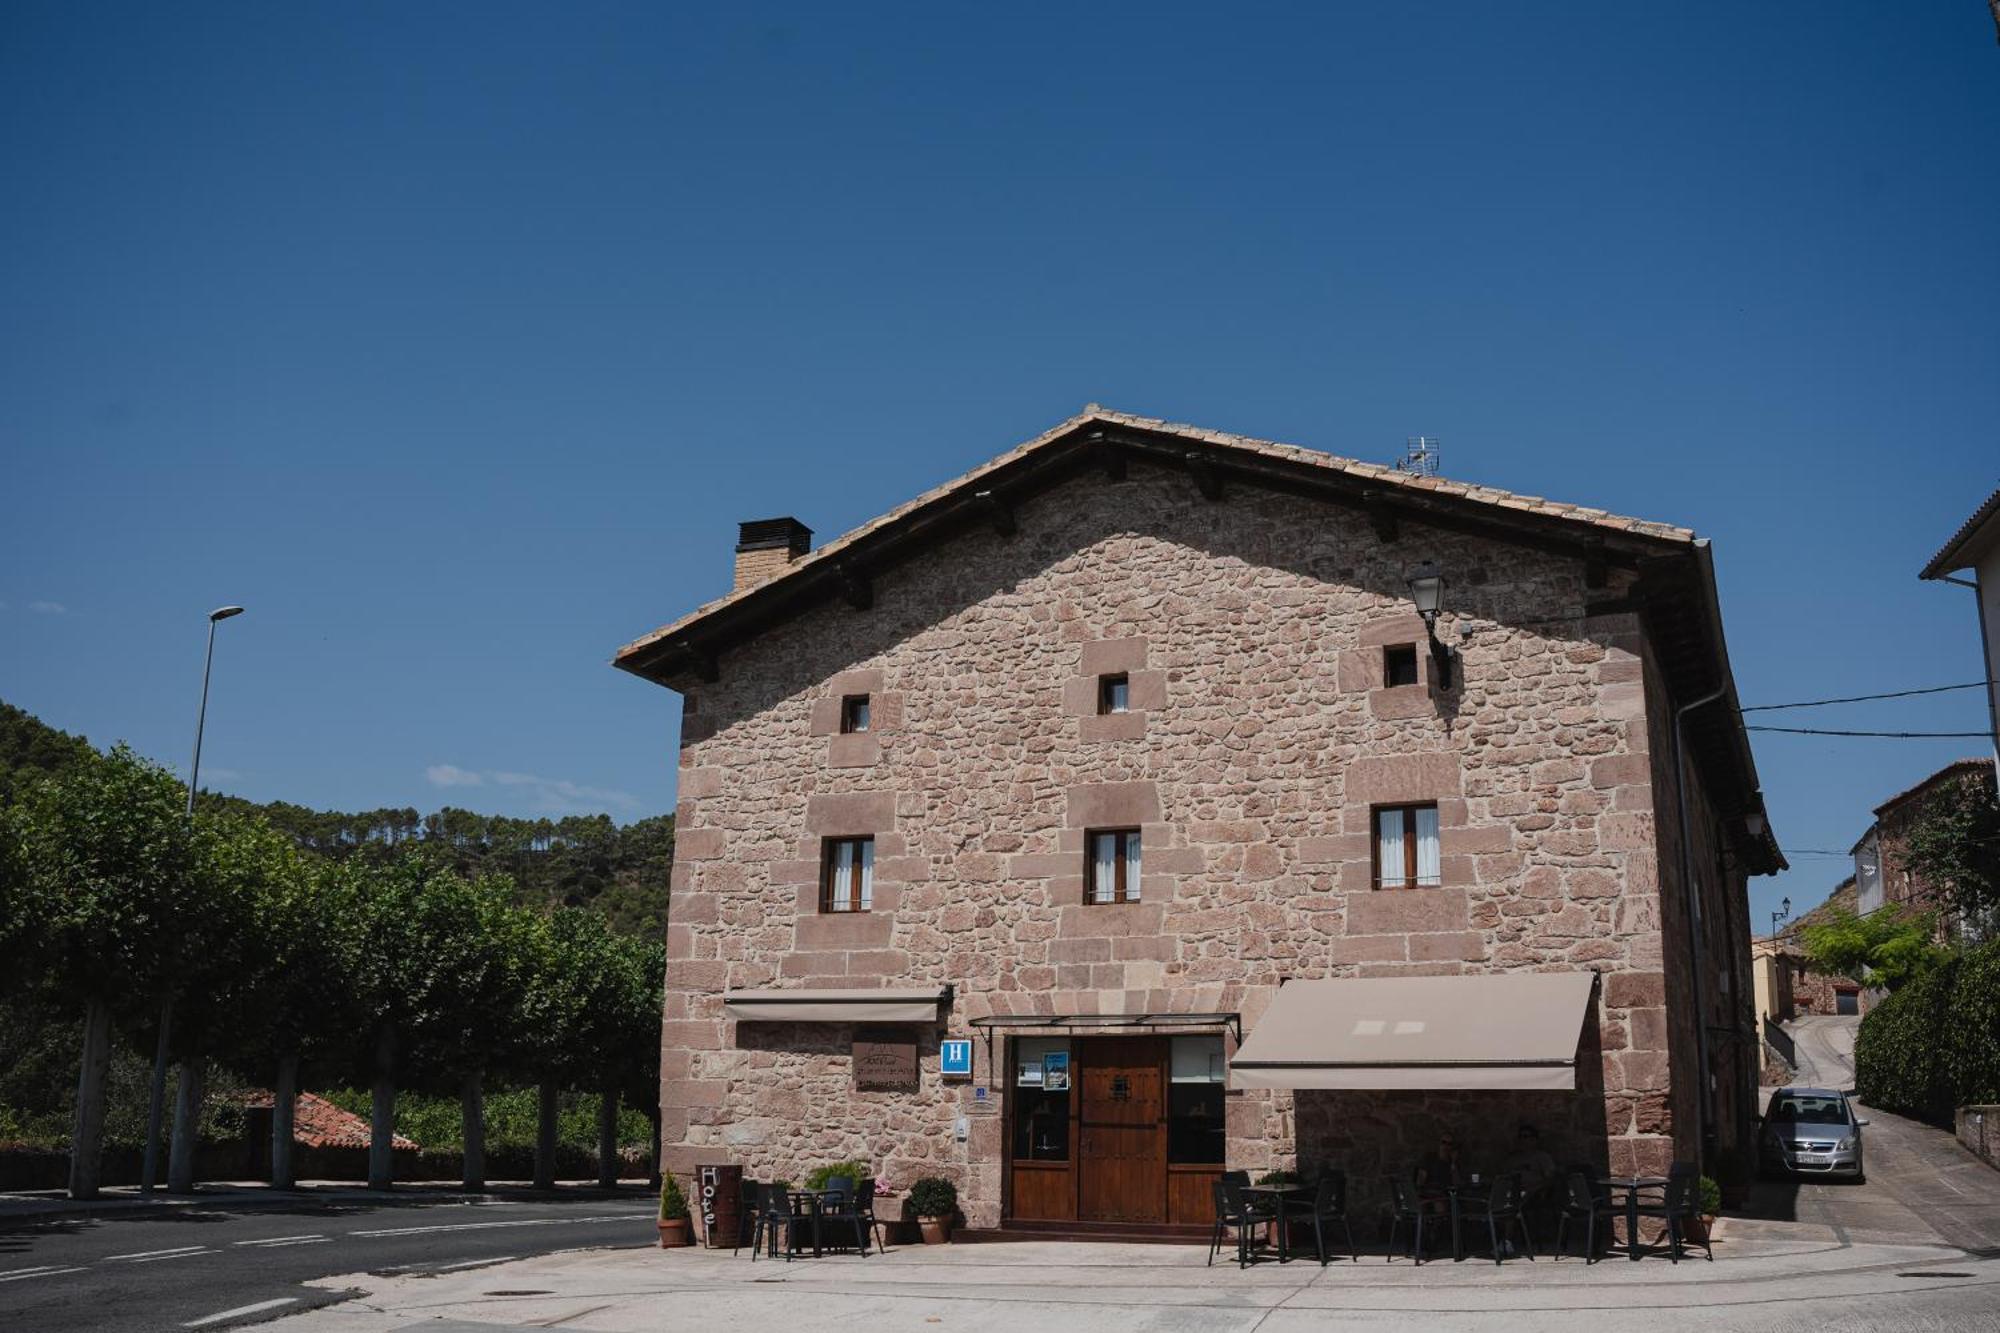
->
xmin=1373 ymin=803 xmax=1441 ymax=889
xmin=1096 ymin=673 xmax=1130 ymax=715
xmin=1167 ymin=1035 xmax=1226 ymax=1165
xmin=1383 ymin=643 xmax=1419 ymax=688
xmin=821 ymin=836 xmax=874 ymax=912
xmin=1086 ymin=829 xmax=1142 ymax=903
xmin=839 ymin=694 xmax=871 ymax=734
xmin=1011 ymin=1037 xmax=1071 ymax=1161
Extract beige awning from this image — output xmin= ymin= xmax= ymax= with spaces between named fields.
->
xmin=722 ymin=987 xmax=949 ymax=1024
xmin=1230 ymin=973 xmax=1596 ymax=1091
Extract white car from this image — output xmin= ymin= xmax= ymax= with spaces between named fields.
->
xmin=1760 ymin=1087 xmax=1866 ymax=1183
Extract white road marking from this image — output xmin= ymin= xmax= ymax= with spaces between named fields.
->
xmin=0 ymin=1266 xmax=88 ymax=1283
xmin=233 ymin=1234 xmax=329 ymax=1248
xmin=430 ymin=1255 xmax=518 ymax=1271
xmin=183 ymin=1297 xmax=299 ymax=1327
xmin=130 ymin=1248 xmax=216 ymax=1263
xmin=349 ymin=1212 xmax=641 ymax=1238
xmin=106 ymin=1245 xmax=208 ymax=1261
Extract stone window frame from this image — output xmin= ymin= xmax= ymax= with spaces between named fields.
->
xmin=810 ymin=670 xmax=899 ymax=768
xmin=1064 ymin=638 xmax=1164 ymax=743
xmin=820 ymin=835 xmax=875 ymax=913
xmin=1369 ymin=801 xmax=1442 ymax=891
xmin=1084 ymin=827 xmax=1143 ymax=904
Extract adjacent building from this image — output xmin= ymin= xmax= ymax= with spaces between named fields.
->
xmin=1851 ymin=758 xmax=1996 ymax=927
xmin=1920 ymin=486 xmax=2000 ymax=785
xmin=619 ymin=408 xmax=1783 ymax=1232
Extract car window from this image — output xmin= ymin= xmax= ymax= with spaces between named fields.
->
xmin=1768 ymin=1095 xmax=1848 ymax=1125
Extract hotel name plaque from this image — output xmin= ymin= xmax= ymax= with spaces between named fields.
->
xmin=854 ymin=1029 xmax=919 ymax=1092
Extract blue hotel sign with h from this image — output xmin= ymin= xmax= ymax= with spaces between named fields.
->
xmin=940 ymin=1039 xmax=973 ymax=1079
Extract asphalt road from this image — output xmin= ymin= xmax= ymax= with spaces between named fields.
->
xmin=0 ymin=1191 xmax=657 ymax=1333
xmin=1755 ymin=1014 xmax=2000 ymax=1255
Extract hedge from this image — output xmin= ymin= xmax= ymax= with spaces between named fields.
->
xmin=1854 ymin=937 xmax=2000 ymax=1126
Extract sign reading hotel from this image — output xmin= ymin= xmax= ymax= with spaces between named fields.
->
xmin=854 ymin=1030 xmax=919 ymax=1091
xmin=940 ymin=1039 xmax=973 ymax=1079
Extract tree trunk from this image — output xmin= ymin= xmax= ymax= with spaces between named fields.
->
xmin=140 ymin=996 xmax=175 ymax=1194
xmin=533 ymin=1081 xmax=558 ymax=1190
xmin=596 ymin=1090 xmax=619 ymax=1189
xmin=368 ymin=1027 xmax=396 ymax=1191
xmin=168 ymin=1057 xmax=206 ymax=1194
xmin=67 ymin=998 xmax=113 ymax=1200
xmin=461 ymin=1072 xmax=485 ymax=1191
xmin=271 ymin=1052 xmax=299 ymax=1189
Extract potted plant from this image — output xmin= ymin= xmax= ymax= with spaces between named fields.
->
xmin=909 ymin=1176 xmax=957 ymax=1244
xmin=806 ymin=1160 xmax=871 ymax=1190
xmin=1683 ymin=1175 xmax=1722 ymax=1246
xmin=657 ymin=1174 xmax=692 ymax=1248
xmin=1256 ymin=1170 xmax=1303 ymax=1247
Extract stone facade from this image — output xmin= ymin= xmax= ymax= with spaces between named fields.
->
xmin=651 ymin=452 xmax=1760 ymax=1227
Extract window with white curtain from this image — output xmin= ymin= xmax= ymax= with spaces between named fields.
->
xmin=822 ymin=836 xmax=875 ymax=912
xmin=1374 ymin=804 xmax=1441 ymax=889
xmin=1087 ymin=828 xmax=1141 ymax=904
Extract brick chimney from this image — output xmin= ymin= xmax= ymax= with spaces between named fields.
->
xmin=733 ymin=517 xmax=812 ymax=591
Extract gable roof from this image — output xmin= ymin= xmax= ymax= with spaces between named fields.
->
xmin=614 ymin=407 xmax=1781 ymax=874
xmin=1920 ymin=485 xmax=2000 ymax=580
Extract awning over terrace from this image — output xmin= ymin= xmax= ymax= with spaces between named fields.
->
xmin=1230 ymin=973 xmax=1596 ymax=1092
xmin=722 ymin=987 xmax=950 ymax=1024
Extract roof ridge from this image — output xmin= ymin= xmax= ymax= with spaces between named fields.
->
xmin=616 ymin=407 xmax=1698 ymax=664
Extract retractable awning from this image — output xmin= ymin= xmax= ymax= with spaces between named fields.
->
xmin=722 ymin=987 xmax=950 ymax=1023
xmin=1230 ymin=973 xmax=1596 ymax=1092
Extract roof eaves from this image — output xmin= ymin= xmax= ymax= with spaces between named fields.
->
xmin=1920 ymin=485 xmax=2000 ymax=580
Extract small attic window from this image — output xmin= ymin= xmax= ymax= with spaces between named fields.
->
xmin=1097 ymin=673 xmax=1130 ymax=715
xmin=1383 ymin=644 xmax=1419 ymax=688
xmin=839 ymin=695 xmax=872 ymax=734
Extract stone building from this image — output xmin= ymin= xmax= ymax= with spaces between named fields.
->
xmin=617 ymin=408 xmax=1784 ymax=1233
xmin=1852 ymin=758 xmax=1996 ymax=933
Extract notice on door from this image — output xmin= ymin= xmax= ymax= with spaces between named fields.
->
xmin=854 ymin=1029 xmax=918 ymax=1092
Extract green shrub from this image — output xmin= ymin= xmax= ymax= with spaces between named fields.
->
xmin=1697 ymin=1176 xmax=1722 ymax=1216
xmin=1256 ymin=1169 xmax=1300 ymax=1185
xmin=908 ymin=1176 xmax=957 ymax=1218
xmin=659 ymin=1174 xmax=690 ymax=1222
xmin=1855 ymin=937 xmax=2000 ymax=1125
xmin=805 ymin=1159 xmax=870 ymax=1190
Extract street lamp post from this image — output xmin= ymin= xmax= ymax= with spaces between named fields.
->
xmin=1770 ymin=896 xmax=1792 ymax=941
xmin=140 ymin=604 xmax=245 ymax=1195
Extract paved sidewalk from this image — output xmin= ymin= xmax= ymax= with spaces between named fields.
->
xmin=272 ymin=1219 xmax=2000 ymax=1333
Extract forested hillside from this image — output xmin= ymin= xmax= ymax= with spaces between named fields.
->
xmin=0 ymin=700 xmax=673 ymax=936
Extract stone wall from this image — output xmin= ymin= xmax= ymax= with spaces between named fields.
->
xmin=661 ymin=459 xmax=1699 ymax=1226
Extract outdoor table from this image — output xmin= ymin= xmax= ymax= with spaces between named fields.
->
xmin=783 ymin=1189 xmax=833 ymax=1258
xmin=1241 ymin=1183 xmax=1312 ymax=1263
xmin=1600 ymin=1176 xmax=1669 ymax=1261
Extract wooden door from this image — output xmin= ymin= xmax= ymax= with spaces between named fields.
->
xmin=1077 ymin=1036 xmax=1167 ymax=1223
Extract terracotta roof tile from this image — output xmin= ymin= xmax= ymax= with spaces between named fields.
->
xmin=244 ymin=1091 xmax=419 ymax=1150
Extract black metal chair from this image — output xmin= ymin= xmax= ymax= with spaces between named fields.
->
xmin=1383 ymin=1175 xmax=1431 ymax=1264
xmin=816 ymin=1178 xmax=870 ymax=1256
xmin=853 ymin=1178 xmax=889 ymax=1252
xmin=1207 ymin=1178 xmax=1280 ymax=1268
xmin=1633 ymin=1167 xmax=1711 ymax=1262
xmin=1459 ymin=1173 xmax=1534 ymax=1265
xmin=1282 ymin=1170 xmax=1355 ymax=1264
xmin=745 ymin=1183 xmax=800 ymax=1262
xmin=1553 ymin=1169 xmax=1614 ymax=1262
xmin=1221 ymin=1169 xmax=1250 ymax=1186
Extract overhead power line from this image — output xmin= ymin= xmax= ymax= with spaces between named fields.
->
xmin=1740 ymin=679 xmax=1997 ymax=713
xmin=1745 ymin=725 xmax=1989 ymax=738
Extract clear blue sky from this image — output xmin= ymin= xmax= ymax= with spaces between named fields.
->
xmin=4 ymin=3 xmax=1996 ymax=929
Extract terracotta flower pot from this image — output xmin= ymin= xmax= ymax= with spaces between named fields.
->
xmin=658 ymin=1219 xmax=692 ymax=1248
xmin=918 ymin=1215 xmax=952 ymax=1245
